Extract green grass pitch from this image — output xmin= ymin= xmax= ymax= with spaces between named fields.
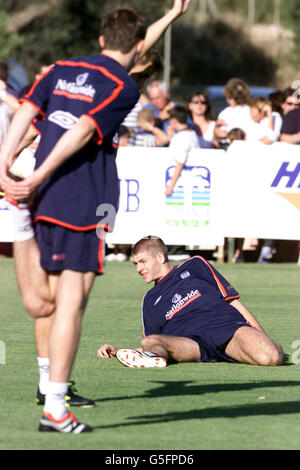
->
xmin=0 ymin=257 xmax=300 ymax=450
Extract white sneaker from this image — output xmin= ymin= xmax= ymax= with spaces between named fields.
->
xmin=116 ymin=349 xmax=167 ymax=368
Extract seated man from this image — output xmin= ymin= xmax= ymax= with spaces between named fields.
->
xmin=97 ymin=236 xmax=284 ymax=368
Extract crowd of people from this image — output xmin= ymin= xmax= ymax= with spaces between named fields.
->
xmin=118 ymin=77 xmax=300 ymax=151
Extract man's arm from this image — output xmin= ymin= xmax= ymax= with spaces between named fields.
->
xmin=229 ymin=299 xmax=265 ymax=332
xmin=280 ymin=132 xmax=300 ymax=144
xmin=0 ymin=101 xmax=38 ymax=183
xmin=141 ymin=0 xmax=192 ymax=57
xmin=1 ymin=113 xmax=96 ymax=200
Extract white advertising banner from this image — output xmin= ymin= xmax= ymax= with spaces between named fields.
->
xmin=219 ymin=141 xmax=300 ymax=240
xmin=106 ymin=147 xmax=224 ymax=247
xmin=1 ymin=142 xmax=299 ymax=245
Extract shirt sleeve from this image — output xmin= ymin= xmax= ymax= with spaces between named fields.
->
xmin=21 ymin=67 xmax=54 ymax=119
xmin=193 ymin=257 xmax=240 ymax=301
xmin=85 ymin=77 xmax=139 ymax=145
xmin=169 ymin=132 xmax=194 ymax=165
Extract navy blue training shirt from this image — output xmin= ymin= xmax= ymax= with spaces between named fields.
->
xmin=21 ymin=54 xmax=140 ymax=230
xmin=142 ymin=257 xmax=241 ymax=343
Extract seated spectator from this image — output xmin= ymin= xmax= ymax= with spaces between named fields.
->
xmin=280 ymin=107 xmax=300 ymax=144
xmin=143 ymin=80 xmax=177 ymax=132
xmin=187 ymin=91 xmax=217 ymax=148
xmin=133 ymin=108 xmax=170 ymax=147
xmin=165 ymin=105 xmax=199 ymax=196
xmin=0 ymin=62 xmax=20 ymax=148
xmin=280 ymin=87 xmax=300 ymax=116
xmin=122 ymin=48 xmax=163 ymax=143
xmin=214 ymin=78 xmax=252 ymax=146
xmin=118 ymin=125 xmax=133 ymax=147
xmin=248 ymin=97 xmax=282 ymax=144
xmin=228 ymin=127 xmax=246 ymax=145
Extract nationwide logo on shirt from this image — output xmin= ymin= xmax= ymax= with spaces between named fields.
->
xmin=165 ymin=290 xmax=201 ymax=320
xmin=54 ymin=73 xmax=96 ymax=102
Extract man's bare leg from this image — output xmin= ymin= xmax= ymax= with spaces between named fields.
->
xmin=224 ymin=326 xmax=283 ymax=366
xmin=44 ymin=270 xmax=95 ymax=419
xmin=141 ymin=334 xmax=201 ymax=362
xmin=13 ymin=238 xmax=55 ymax=318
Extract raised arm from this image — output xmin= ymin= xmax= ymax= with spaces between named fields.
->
xmin=141 ymin=0 xmax=192 ymax=56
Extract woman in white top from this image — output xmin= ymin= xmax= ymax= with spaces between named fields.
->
xmin=214 ymin=78 xmax=252 ymax=143
xmin=165 ymin=105 xmax=199 ymax=196
xmin=187 ymin=91 xmax=216 ymax=148
xmin=248 ymin=97 xmax=282 ymax=144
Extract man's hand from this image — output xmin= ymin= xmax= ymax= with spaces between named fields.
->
xmin=97 ymin=344 xmax=119 ymax=358
xmin=171 ymin=0 xmax=192 ymax=16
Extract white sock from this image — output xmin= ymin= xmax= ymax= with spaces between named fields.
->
xmin=5 ymin=200 xmax=34 ymax=242
xmin=37 ymin=357 xmax=49 ymax=395
xmin=44 ymin=381 xmax=68 ymax=420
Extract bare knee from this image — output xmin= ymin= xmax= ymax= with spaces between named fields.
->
xmin=141 ymin=335 xmax=160 ymax=350
xmin=22 ymin=294 xmax=55 ymax=319
xmin=257 ymin=346 xmax=283 ymax=366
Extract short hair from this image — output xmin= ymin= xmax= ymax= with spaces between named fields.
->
xmin=228 ymin=127 xmax=246 ymax=141
xmin=132 ymin=236 xmax=169 ymax=262
xmin=137 ymin=108 xmax=154 ymax=122
xmin=147 ymin=80 xmax=169 ymax=96
xmin=0 ymin=62 xmax=8 ymax=83
xmin=224 ymin=78 xmax=250 ymax=105
xmin=250 ymin=97 xmax=270 ymax=111
xmin=101 ymin=7 xmax=147 ymax=54
xmin=168 ymin=105 xmax=188 ymax=124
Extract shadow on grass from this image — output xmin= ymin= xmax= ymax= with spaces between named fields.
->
xmin=93 ymin=399 xmax=300 ymax=430
xmin=95 ymin=379 xmax=300 ymax=403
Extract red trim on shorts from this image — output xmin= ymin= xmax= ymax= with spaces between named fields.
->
xmin=35 ymin=215 xmax=113 ymax=233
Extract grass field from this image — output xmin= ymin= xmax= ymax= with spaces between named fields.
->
xmin=0 ymin=257 xmax=300 ymax=451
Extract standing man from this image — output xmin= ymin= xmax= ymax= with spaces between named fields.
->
xmin=0 ymin=2 xmax=192 ymax=434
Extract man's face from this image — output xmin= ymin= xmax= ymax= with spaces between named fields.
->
xmin=281 ymin=96 xmax=300 ymax=115
xmin=133 ymin=250 xmax=165 ymax=283
xmin=148 ymin=87 xmax=169 ymax=111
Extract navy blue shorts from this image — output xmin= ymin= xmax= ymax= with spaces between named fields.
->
xmin=35 ymin=221 xmax=105 ymax=274
xmin=185 ymin=314 xmax=250 ymax=363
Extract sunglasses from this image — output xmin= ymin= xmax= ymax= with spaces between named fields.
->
xmin=285 ymin=101 xmax=297 ymax=106
xmin=191 ymin=99 xmax=207 ymax=105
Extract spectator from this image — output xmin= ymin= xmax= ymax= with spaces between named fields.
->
xmin=144 ymin=80 xmax=177 ymax=132
xmin=280 ymin=87 xmax=300 ymax=116
xmin=118 ymin=125 xmax=132 ymax=147
xmin=214 ymin=78 xmax=252 ymax=146
xmin=132 ymin=108 xmax=170 ymax=147
xmin=280 ymin=107 xmax=300 ymax=144
xmin=165 ymin=105 xmax=199 ymax=196
xmin=187 ymin=91 xmax=217 ymax=148
xmin=0 ymin=62 xmax=20 ymax=147
xmin=248 ymin=97 xmax=282 ymax=144
xmin=227 ymin=127 xmax=246 ymax=145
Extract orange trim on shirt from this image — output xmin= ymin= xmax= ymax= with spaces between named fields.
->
xmin=53 ymin=89 xmax=94 ymax=103
xmin=24 ymin=67 xmax=54 ymax=99
xmin=181 ymin=256 xmax=228 ymax=298
xmin=156 ymin=265 xmax=174 ymax=284
xmin=19 ymin=98 xmax=45 ymax=119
